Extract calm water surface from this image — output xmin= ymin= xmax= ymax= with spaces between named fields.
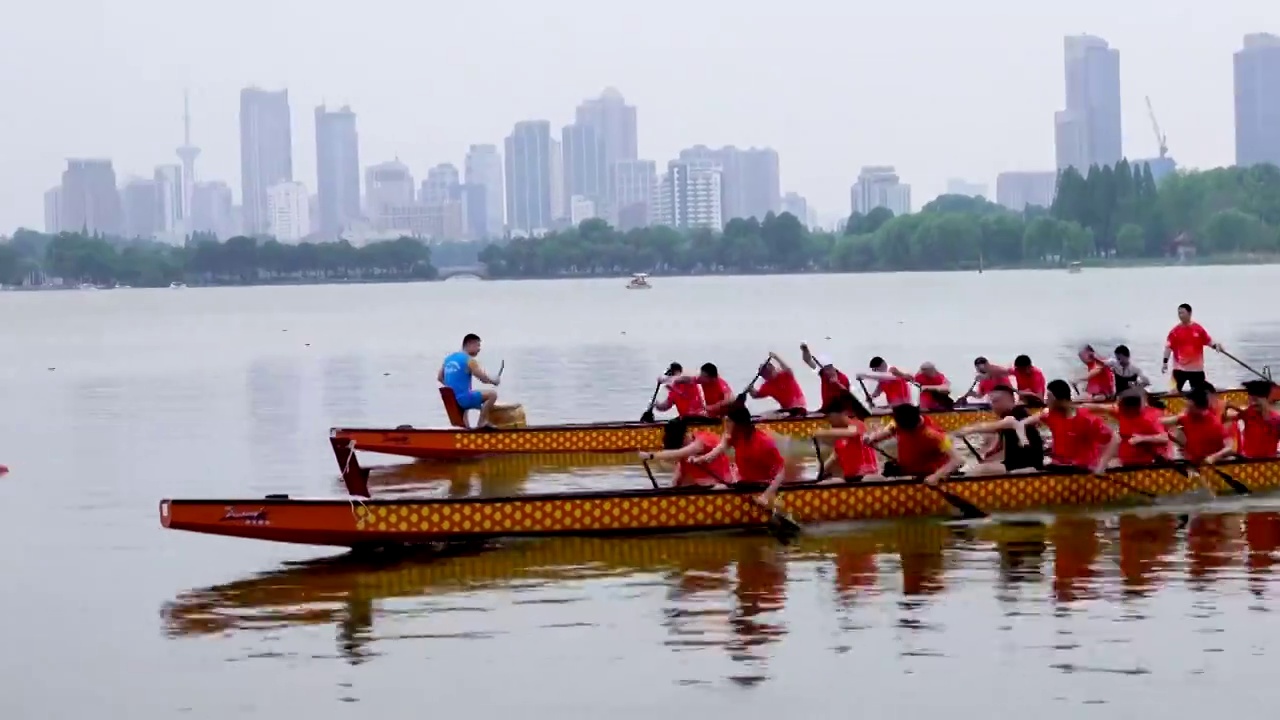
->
xmin=5 ymin=267 xmax=1280 ymax=718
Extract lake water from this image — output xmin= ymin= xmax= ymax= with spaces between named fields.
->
xmin=5 ymin=266 xmax=1280 ymax=718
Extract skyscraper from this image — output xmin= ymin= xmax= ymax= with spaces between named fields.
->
xmin=43 ymin=187 xmax=62 ymax=234
xmin=611 ymin=159 xmax=657 ymax=231
xmin=850 ymin=166 xmax=911 ymax=216
xmin=364 ymin=160 xmax=415 ymax=231
xmin=175 ymin=91 xmax=200 ymax=231
xmin=1234 ymin=33 xmax=1280 ymax=168
xmin=464 ymin=144 xmax=505 ymax=238
xmin=122 ymin=179 xmax=160 ymax=239
xmin=655 ymin=160 xmax=722 ymax=230
xmin=562 ymin=122 xmax=607 ymax=214
xmin=996 ymin=171 xmax=1057 ymax=211
xmin=314 ymin=104 xmax=361 ymax=236
xmin=190 ymin=181 xmax=235 ymax=238
xmin=154 ymin=164 xmax=184 ymax=234
xmin=678 ymin=145 xmax=780 ymax=221
xmin=1054 ymin=35 xmax=1122 ymax=171
xmin=266 ymin=181 xmax=310 ymax=241
xmin=240 ymin=87 xmax=293 ymax=234
xmin=60 ymin=159 xmax=123 ymax=236
xmin=504 ymin=120 xmax=557 ymax=234
xmin=575 ymin=88 xmax=638 ymax=170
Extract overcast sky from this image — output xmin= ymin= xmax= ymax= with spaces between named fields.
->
xmin=0 ymin=0 xmax=1273 ymax=232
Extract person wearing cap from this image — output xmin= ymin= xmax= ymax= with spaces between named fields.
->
xmin=1018 ymin=379 xmax=1118 ymax=475
xmin=1225 ymin=380 xmax=1280 ymax=459
xmin=800 ymin=343 xmax=850 ymax=409
xmin=747 ymin=351 xmax=808 ymax=416
xmin=654 ymin=362 xmax=708 ymax=418
xmin=639 ymin=417 xmax=734 ymax=487
xmin=911 ymin=362 xmax=953 ymax=411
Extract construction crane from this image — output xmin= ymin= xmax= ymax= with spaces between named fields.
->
xmin=1145 ymin=96 xmax=1168 ymax=159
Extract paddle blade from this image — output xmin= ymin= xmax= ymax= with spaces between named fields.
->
xmin=767 ymin=508 xmax=802 ymax=537
xmin=640 ymin=410 xmax=656 ymax=423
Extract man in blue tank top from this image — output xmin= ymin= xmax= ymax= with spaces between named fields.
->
xmin=438 ymin=333 xmax=501 ymax=427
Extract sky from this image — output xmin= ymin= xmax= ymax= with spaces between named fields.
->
xmin=0 ymin=0 xmax=1274 ymax=232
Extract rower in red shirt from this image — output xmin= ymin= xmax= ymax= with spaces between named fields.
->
xmin=812 ymin=391 xmax=881 ymax=482
xmin=1226 ymin=380 xmax=1280 ymax=459
xmin=653 ymin=362 xmax=707 ymax=417
xmin=1012 ymin=354 xmax=1047 ymax=405
xmin=697 ymin=404 xmax=790 ymax=506
xmin=748 ymin=352 xmax=808 ymax=416
xmin=1020 ymin=379 xmax=1119 ymax=474
xmin=857 ymin=357 xmax=912 ymax=407
xmin=1103 ymin=391 xmax=1172 ymax=466
xmin=911 ymin=362 xmax=954 ymax=411
xmin=864 ymin=403 xmax=966 ymax=486
xmin=695 ymin=363 xmax=735 ymax=417
xmin=1161 ymin=303 xmax=1222 ymax=393
xmin=963 ymin=357 xmax=1014 ymax=404
xmin=639 ymin=418 xmax=735 ymax=487
xmin=800 ymin=343 xmax=851 ymax=409
xmin=1075 ymin=345 xmax=1116 ymax=400
xmin=1161 ymin=386 xmax=1233 ymax=464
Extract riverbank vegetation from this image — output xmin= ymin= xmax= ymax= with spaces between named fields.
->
xmin=3 ymin=161 xmax=1278 ymax=287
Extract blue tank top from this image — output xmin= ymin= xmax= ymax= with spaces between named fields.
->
xmin=441 ymin=351 xmax=473 ymax=395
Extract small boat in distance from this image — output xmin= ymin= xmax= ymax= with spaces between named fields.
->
xmin=169 ymin=281 xmax=187 ymax=289
xmin=626 ymin=273 xmax=652 ymax=290
xmin=1068 ymin=262 xmax=1082 ymax=274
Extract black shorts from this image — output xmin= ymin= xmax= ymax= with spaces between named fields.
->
xmin=1172 ymin=370 xmax=1207 ymax=392
xmin=1003 ymin=451 xmax=1044 ymax=472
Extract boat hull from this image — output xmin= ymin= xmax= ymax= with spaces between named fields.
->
xmin=331 ymin=388 xmax=1253 ymax=461
xmin=161 ymin=457 xmax=1280 ymax=548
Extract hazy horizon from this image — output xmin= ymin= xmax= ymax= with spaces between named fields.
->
xmin=0 ymin=0 xmax=1274 ymax=232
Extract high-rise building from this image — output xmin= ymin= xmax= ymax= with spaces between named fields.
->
xmin=154 ymin=164 xmax=184 ymax=233
xmin=612 ymin=159 xmax=657 ymax=231
xmin=422 ymin=164 xmax=466 ymax=239
xmin=464 ymin=144 xmax=505 ymax=238
xmin=504 ymin=120 xmax=557 ymax=234
xmin=1234 ymin=33 xmax=1280 ymax=168
xmin=266 ymin=181 xmax=310 ymax=241
xmin=122 ymin=179 xmax=160 ymax=239
xmin=239 ymin=87 xmax=293 ymax=235
xmin=314 ymin=104 xmax=360 ymax=236
xmin=575 ymin=88 xmax=638 ymax=171
xmin=850 ymin=166 xmax=911 ymax=216
xmin=562 ymin=123 xmax=608 ymax=216
xmin=677 ymin=145 xmax=780 ymax=221
xmin=1054 ymin=34 xmax=1122 ymax=171
xmin=43 ymin=187 xmax=62 ymax=234
xmin=364 ymin=160 xmax=415 ymax=230
xmin=60 ymin=159 xmax=123 ymax=236
xmin=995 ymin=171 xmax=1057 ymax=211
xmin=782 ymin=192 xmax=809 ymax=224
xmin=569 ymin=196 xmax=598 ymax=225
xmin=655 ymin=160 xmax=722 ymax=230
xmin=190 ymin=181 xmax=235 ymax=238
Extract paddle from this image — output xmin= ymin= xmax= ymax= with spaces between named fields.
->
xmin=909 ymin=378 xmax=956 ymax=410
xmin=641 ymin=459 xmax=660 ymax=489
xmin=1164 ymin=435 xmax=1251 ymax=495
xmin=812 ymin=438 xmax=826 ymax=481
xmin=1215 ymin=347 xmax=1274 ymax=384
xmin=640 ymin=382 xmax=662 ymax=423
xmin=869 ymin=443 xmax=987 ymax=520
xmin=733 ymin=356 xmax=774 ymax=406
xmin=855 ymin=378 xmax=876 ymax=406
xmin=497 ymin=360 xmax=505 ymax=382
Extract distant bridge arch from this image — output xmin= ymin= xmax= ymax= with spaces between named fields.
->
xmin=437 ymin=263 xmax=489 ymax=280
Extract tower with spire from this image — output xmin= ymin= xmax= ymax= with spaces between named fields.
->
xmin=175 ymin=90 xmax=200 ymax=232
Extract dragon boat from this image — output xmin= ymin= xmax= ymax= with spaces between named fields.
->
xmin=160 ymin=440 xmax=1280 ymax=547
xmin=328 ymin=387 xmax=1256 ymax=463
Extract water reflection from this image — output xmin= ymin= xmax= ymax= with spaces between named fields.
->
xmin=164 ymin=508 xmax=1280 ymax=685
xmin=345 ymin=452 xmax=642 ymax=498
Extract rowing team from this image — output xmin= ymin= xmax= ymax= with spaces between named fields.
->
xmin=650 ymin=304 xmax=1226 ymax=417
xmin=639 ymin=379 xmax=1280 ymax=511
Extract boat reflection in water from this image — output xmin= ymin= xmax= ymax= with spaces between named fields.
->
xmin=163 ymin=509 xmax=1280 ymax=681
xmin=347 ymin=451 xmax=646 ymax=499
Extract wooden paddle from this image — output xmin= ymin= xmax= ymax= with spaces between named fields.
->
xmin=1215 ymin=347 xmax=1274 ymax=385
xmin=641 ymin=459 xmax=660 ymax=489
xmin=812 ymin=438 xmax=827 ymax=481
xmin=639 ymin=382 xmax=662 ymax=423
xmin=734 ymin=356 xmax=774 ymax=406
xmin=1163 ymin=435 xmax=1251 ymax=495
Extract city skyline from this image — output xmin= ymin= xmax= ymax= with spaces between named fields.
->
xmin=2 ymin=3 xmax=1277 ymax=233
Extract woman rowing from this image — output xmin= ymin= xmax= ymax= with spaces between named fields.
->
xmin=696 ymin=404 xmax=790 ymax=506
xmin=957 ymin=384 xmax=1045 ymax=475
xmin=863 ymin=403 xmax=966 ymax=486
xmin=811 ymin=391 xmax=882 ymax=482
xmin=639 ymin=417 xmax=734 ymax=487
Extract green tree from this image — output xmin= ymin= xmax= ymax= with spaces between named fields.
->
xmin=1115 ymin=223 xmax=1146 ymax=258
